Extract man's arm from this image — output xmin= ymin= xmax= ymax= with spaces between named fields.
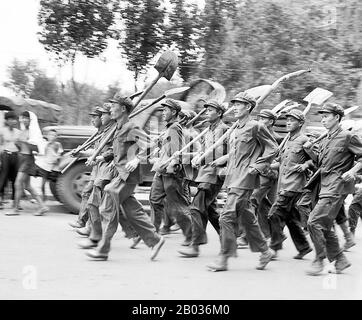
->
xmin=342 ymin=134 xmax=362 ymax=182
xmin=252 ymin=122 xmax=278 ymax=173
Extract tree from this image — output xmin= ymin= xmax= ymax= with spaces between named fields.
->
xmin=4 ymin=59 xmax=40 ymax=97
xmin=165 ymin=0 xmax=203 ymax=81
xmin=119 ymin=0 xmax=165 ymax=90
xmin=37 ymin=0 xmax=119 ymax=123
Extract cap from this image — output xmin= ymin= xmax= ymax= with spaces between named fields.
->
xmin=204 ymin=99 xmax=226 ymax=114
xmin=89 ymin=106 xmax=102 ymax=116
xmin=109 ymin=92 xmax=134 ymax=113
xmin=285 ymin=109 xmax=305 ymax=122
xmin=258 ymin=109 xmax=277 ymax=120
xmin=98 ymin=102 xmax=112 ymax=113
xmin=161 ymin=99 xmax=181 ymax=113
xmin=4 ymin=111 xmax=18 ymax=120
xmin=318 ymin=102 xmax=344 ymax=117
xmin=230 ymin=92 xmax=257 ymax=109
xmin=179 ymin=109 xmax=197 ymax=121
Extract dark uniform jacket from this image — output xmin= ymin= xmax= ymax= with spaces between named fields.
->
xmin=310 ymin=126 xmax=362 ymax=197
xmin=195 ymin=119 xmax=229 ymax=185
xmin=224 ymin=119 xmax=278 ymax=190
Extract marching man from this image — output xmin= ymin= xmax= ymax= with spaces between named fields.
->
xmin=205 ymin=92 xmax=278 ymax=271
xmin=304 ymin=103 xmax=362 ymax=275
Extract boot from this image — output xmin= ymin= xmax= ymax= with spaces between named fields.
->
xmin=339 ymin=221 xmax=356 ymax=251
xmin=335 ymin=253 xmax=351 ymax=274
xmin=237 ymin=236 xmax=248 ymax=249
xmin=178 ymin=245 xmax=199 ymax=258
xmin=207 ymin=255 xmax=228 ymax=272
xmin=306 ymin=258 xmax=324 ymax=276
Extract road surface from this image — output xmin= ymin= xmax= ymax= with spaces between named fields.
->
xmin=0 ymin=179 xmax=362 ymax=300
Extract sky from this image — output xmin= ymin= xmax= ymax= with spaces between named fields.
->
xmin=0 ymin=0 xmax=202 ymax=97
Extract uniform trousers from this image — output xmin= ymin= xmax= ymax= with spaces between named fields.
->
xmin=307 ymin=196 xmax=345 ymax=261
xmin=97 ymin=174 xmax=160 ymax=254
xmin=149 ymin=173 xmax=192 ymax=241
xmin=190 ymin=182 xmax=221 ymax=245
xmin=268 ymin=191 xmax=311 ymax=252
xmin=219 ymin=188 xmax=268 ymax=258
xmin=348 ymin=188 xmax=362 ymax=233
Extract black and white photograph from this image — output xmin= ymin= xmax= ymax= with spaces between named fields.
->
xmin=0 ymin=0 xmax=362 ymax=303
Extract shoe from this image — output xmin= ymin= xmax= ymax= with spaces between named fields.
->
xmin=76 ymin=227 xmax=91 ymax=237
xmin=5 ymin=209 xmax=20 ymax=216
xmin=130 ymin=236 xmax=142 ymax=249
xmin=271 ymin=250 xmax=278 ymax=261
xmin=159 ymin=226 xmax=171 ymax=235
xmin=150 ymin=236 xmax=165 ymax=260
xmin=344 ymin=238 xmax=356 ymax=251
xmin=34 ymin=206 xmax=49 ymax=216
xmin=86 ymin=249 xmax=108 ymax=260
xmin=178 ymin=245 xmax=199 ymax=258
xmin=306 ymin=258 xmax=324 ymax=276
xmin=170 ymin=224 xmax=181 ymax=232
xmin=181 ymin=239 xmax=192 ymax=246
xmin=335 ymin=253 xmax=351 ymax=274
xmin=207 ymin=256 xmax=228 ymax=272
xmin=0 ymin=202 xmax=4 ymax=210
xmin=69 ymin=221 xmax=84 ymax=228
xmin=237 ymin=236 xmax=248 ymax=249
xmin=256 ymin=249 xmax=274 ymax=270
xmin=293 ymin=247 xmax=313 ymax=260
xmin=78 ymin=238 xmax=98 ymax=249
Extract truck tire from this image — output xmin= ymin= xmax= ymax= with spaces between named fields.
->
xmin=56 ymin=162 xmax=91 ymax=214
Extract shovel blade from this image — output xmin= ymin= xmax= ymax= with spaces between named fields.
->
xmin=272 ymin=99 xmax=291 ymax=113
xmin=303 ymin=88 xmax=333 ymax=105
xmin=154 ymin=50 xmax=178 ymax=81
xmin=164 ymin=86 xmax=190 ymax=97
xmin=245 ymin=85 xmax=272 ymax=100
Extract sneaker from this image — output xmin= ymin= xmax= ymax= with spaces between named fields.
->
xmin=207 ymin=256 xmax=228 ymax=272
xmin=34 ymin=206 xmax=49 ymax=216
xmin=293 ymin=247 xmax=313 ymax=260
xmin=159 ymin=226 xmax=171 ymax=235
xmin=130 ymin=236 xmax=142 ymax=249
xmin=237 ymin=236 xmax=248 ymax=249
xmin=86 ymin=249 xmax=108 ymax=261
xmin=306 ymin=258 xmax=324 ymax=276
xmin=69 ymin=221 xmax=84 ymax=229
xmin=178 ymin=245 xmax=199 ymax=258
xmin=256 ymin=249 xmax=273 ymax=270
xmin=181 ymin=239 xmax=192 ymax=247
xmin=344 ymin=238 xmax=356 ymax=251
xmin=271 ymin=250 xmax=278 ymax=261
xmin=76 ymin=227 xmax=91 ymax=237
xmin=150 ymin=236 xmax=165 ymax=261
xmin=335 ymin=253 xmax=351 ymax=274
xmin=5 ymin=209 xmax=20 ymax=216
xmin=78 ymin=238 xmax=98 ymax=249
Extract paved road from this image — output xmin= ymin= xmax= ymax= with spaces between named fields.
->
xmin=1 ymin=179 xmax=362 ymax=300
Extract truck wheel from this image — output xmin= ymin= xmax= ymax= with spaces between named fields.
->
xmin=56 ymin=162 xmax=91 ymax=214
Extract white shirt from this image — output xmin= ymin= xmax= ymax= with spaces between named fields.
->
xmin=0 ymin=126 xmax=21 ymax=152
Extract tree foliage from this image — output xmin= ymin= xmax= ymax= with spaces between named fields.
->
xmin=119 ymin=0 xmax=165 ymax=88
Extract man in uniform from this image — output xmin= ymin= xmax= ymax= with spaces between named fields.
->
xmin=250 ymin=109 xmax=280 ymax=240
xmin=178 ymin=100 xmax=228 ymax=258
xmin=267 ymin=109 xmax=313 ymax=260
xmin=68 ymin=107 xmax=103 ymax=232
xmin=206 ymin=92 xmax=278 ymax=271
xmin=149 ymin=99 xmax=192 ymax=246
xmin=86 ymin=95 xmax=164 ymax=261
xmin=78 ymin=103 xmax=117 ymax=249
xmin=304 ymin=103 xmax=362 ymax=275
